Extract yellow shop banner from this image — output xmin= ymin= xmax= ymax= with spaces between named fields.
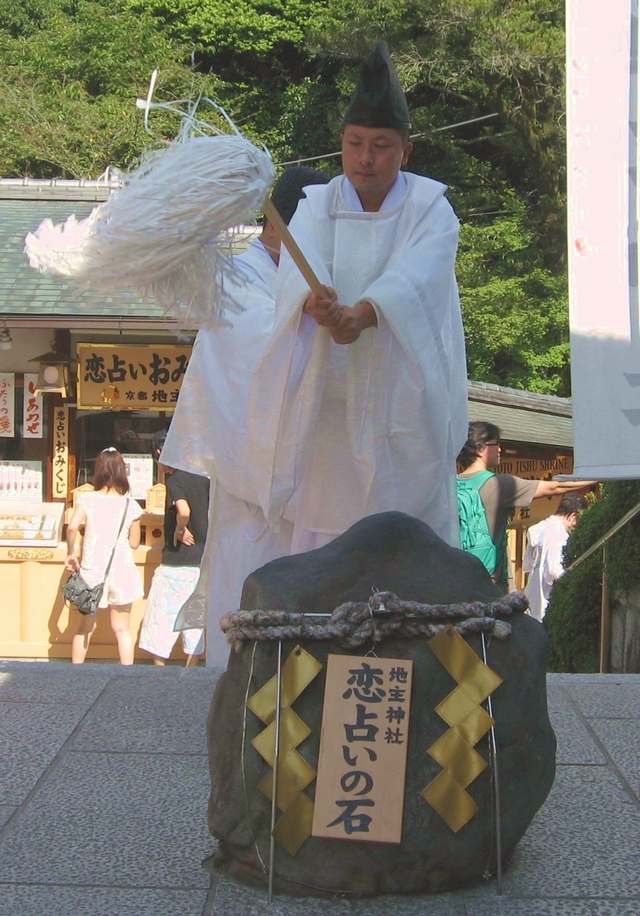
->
xmin=77 ymin=344 xmax=192 ymax=411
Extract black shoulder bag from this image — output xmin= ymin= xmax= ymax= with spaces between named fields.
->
xmin=63 ymin=499 xmax=130 ymax=615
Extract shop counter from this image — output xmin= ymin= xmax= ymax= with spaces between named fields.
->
xmin=0 ymin=541 xmax=191 ymax=662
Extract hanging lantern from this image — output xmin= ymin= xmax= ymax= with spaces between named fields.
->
xmin=29 ymin=351 xmax=70 ymax=398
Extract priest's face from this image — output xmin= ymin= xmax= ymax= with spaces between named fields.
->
xmin=341 ymin=125 xmax=413 ymax=210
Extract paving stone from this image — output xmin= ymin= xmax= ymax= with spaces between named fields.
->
xmin=208 ymin=875 xmax=467 ymax=915
xmin=0 ymin=665 xmax=109 ymax=706
xmin=547 ymin=681 xmax=607 ymax=765
xmin=547 ymin=710 xmax=607 ymax=765
xmin=0 ymin=884 xmax=208 ymax=916
xmin=68 ymin=671 xmax=219 ymax=754
xmin=0 ymin=808 xmax=16 ymax=829
xmin=467 ymin=900 xmax=640 ymax=915
xmin=567 ymin=681 xmax=640 ymax=719
xmin=0 ymin=751 xmax=213 ymax=889
xmin=0 ymin=703 xmax=87 ymax=803
xmin=589 ymin=719 xmax=640 ymax=799
xmin=494 ymin=766 xmax=640 ymax=898
xmin=548 ymin=674 xmax=640 ymax=686
xmin=0 ymin=663 xmax=637 ymax=914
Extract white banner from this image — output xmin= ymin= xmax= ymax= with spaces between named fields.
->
xmin=567 ymin=0 xmax=640 ymax=478
xmin=22 ymin=373 xmax=43 ymax=439
xmin=0 ymin=373 xmax=15 ymax=438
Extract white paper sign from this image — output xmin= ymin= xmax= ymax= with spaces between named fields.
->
xmin=0 ymin=373 xmax=15 ymax=438
xmin=567 ymin=1 xmax=640 ymax=478
xmin=0 ymin=461 xmax=43 ymax=499
xmin=122 ymin=453 xmax=154 ymax=500
xmin=22 ymin=373 xmax=43 ymax=439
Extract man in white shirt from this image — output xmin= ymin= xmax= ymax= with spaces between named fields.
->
xmin=524 ymin=494 xmax=588 ymax=620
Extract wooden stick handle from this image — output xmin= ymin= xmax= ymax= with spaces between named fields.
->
xmin=263 ymin=198 xmax=324 ymax=295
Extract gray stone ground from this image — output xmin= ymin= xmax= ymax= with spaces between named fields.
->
xmin=0 ymin=661 xmax=638 ymax=916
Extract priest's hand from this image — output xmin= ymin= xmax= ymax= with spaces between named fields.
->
xmin=303 ymin=285 xmax=341 ymax=327
xmin=329 ymin=300 xmax=378 ymax=345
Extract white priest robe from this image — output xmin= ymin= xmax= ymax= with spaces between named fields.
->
xmin=161 ymin=239 xmax=294 ymax=667
xmin=164 ymin=174 xmax=468 ymax=667
xmin=246 ymin=172 xmax=468 ymax=549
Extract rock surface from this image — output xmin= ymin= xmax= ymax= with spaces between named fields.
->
xmin=207 ymin=511 xmax=556 ymax=896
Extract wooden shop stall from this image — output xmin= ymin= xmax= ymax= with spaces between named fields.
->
xmin=0 ymin=331 xmax=194 ymax=661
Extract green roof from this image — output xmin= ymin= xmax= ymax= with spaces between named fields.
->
xmin=0 ymin=191 xmax=168 ymax=320
xmin=468 ymin=381 xmax=572 ymax=448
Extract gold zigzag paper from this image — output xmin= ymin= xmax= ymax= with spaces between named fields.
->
xmin=422 ymin=627 xmax=502 ymax=833
xmin=249 ymin=644 xmax=322 ymax=856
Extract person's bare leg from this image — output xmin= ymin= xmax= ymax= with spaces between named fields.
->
xmin=71 ymin=613 xmax=97 ymax=664
xmin=152 ymin=656 xmax=166 ymax=666
xmin=185 ymin=653 xmax=204 ymax=668
xmin=110 ymin=604 xmax=134 ymax=665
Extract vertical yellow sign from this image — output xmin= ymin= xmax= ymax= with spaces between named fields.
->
xmin=52 ymin=406 xmax=69 ymax=499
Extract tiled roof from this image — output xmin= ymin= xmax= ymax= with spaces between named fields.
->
xmin=0 ymin=181 xmax=256 ymax=322
xmin=468 ymin=382 xmax=572 ymax=448
xmin=0 ymin=193 xmax=169 ymax=320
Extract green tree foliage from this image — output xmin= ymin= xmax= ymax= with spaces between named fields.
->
xmin=0 ymin=0 xmax=571 ymax=393
xmin=0 ymin=0 xmax=227 ymax=176
xmin=545 ymin=482 xmax=640 ymax=672
xmin=457 ymin=202 xmax=569 ymax=393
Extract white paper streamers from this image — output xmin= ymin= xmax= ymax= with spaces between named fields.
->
xmin=25 ymin=132 xmax=276 ymax=326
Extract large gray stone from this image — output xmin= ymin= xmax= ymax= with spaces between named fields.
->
xmin=207 ymin=512 xmax=556 ymax=896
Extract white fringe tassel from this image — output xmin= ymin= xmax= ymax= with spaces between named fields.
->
xmin=24 ymin=133 xmax=276 ymax=326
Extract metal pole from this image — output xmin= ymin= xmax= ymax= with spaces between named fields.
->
xmin=268 ymin=640 xmax=283 ymax=904
xmin=599 ymin=544 xmax=610 ymax=673
xmin=481 ymin=633 xmax=503 ymax=896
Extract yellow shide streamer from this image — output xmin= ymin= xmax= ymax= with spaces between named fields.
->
xmin=422 ymin=627 xmax=503 ymax=832
xmin=249 ymin=644 xmax=323 ymax=856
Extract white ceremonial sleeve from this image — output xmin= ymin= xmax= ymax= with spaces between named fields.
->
xmin=359 ymin=195 xmax=468 ymax=462
xmin=243 ymin=213 xmax=334 ymax=525
xmin=341 ymin=197 xmax=467 ymax=545
xmin=162 ymin=243 xmax=278 ymax=504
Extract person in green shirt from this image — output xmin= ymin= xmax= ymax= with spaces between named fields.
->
xmin=457 ymin=421 xmax=595 ymax=591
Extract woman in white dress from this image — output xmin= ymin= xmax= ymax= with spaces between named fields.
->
xmin=65 ymin=448 xmax=143 ymax=664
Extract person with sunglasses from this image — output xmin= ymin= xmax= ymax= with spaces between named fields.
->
xmin=456 ymin=421 xmax=595 ymax=592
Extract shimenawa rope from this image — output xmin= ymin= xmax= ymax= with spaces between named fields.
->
xmin=221 ymin=590 xmax=528 ymax=649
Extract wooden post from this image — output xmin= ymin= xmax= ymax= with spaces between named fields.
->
xmin=599 ymin=544 xmax=611 ymax=673
xmin=262 ymin=199 xmax=323 ymax=295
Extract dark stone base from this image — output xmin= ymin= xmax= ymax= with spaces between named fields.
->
xmin=207 ymin=512 xmax=556 ymax=896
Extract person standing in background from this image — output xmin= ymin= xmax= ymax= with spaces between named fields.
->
xmin=457 ymin=421 xmax=595 ymax=592
xmin=524 ymin=493 xmax=588 ymax=620
xmin=139 ymin=432 xmax=209 ymax=666
xmin=65 ymin=448 xmax=143 ymax=664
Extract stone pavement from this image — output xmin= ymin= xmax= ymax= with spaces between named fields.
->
xmin=0 ymin=661 xmax=638 ymax=916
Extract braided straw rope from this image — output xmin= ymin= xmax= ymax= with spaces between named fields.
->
xmin=221 ymin=590 xmax=528 ymax=650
